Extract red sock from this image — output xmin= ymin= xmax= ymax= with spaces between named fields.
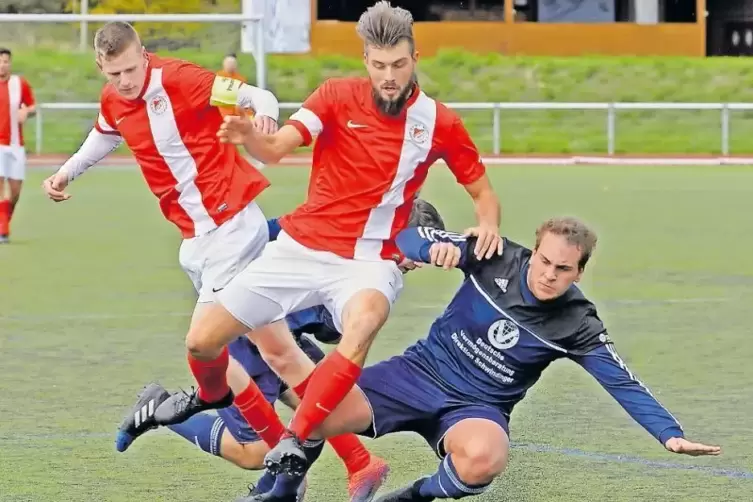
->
xmin=328 ymin=434 xmax=371 ymax=475
xmin=289 ymin=351 xmax=362 ymax=440
xmin=0 ymin=200 xmax=9 ymax=236
xmin=234 ymin=381 xmax=286 ymax=448
xmin=291 ymin=372 xmax=370 ymax=473
xmin=293 ymin=375 xmax=311 ymax=398
xmin=187 ymin=347 xmax=231 ymax=403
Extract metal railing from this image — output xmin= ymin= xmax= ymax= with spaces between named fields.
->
xmin=31 ymin=101 xmax=753 ymax=156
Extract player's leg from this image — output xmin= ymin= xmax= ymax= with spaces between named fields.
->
xmin=269 ymin=259 xmax=404 ymax=472
xmin=0 ymin=149 xmax=11 ymax=242
xmin=376 ymin=409 xmax=509 ymax=501
xmin=6 ymin=148 xmax=25 ymax=220
xmin=7 ymin=178 xmax=22 ymax=219
xmin=283 ymin=335 xmax=390 ymax=502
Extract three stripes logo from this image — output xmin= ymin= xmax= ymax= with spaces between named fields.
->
xmin=133 ymin=399 xmax=157 ymax=428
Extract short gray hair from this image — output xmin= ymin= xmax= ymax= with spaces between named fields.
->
xmin=94 ymin=22 xmax=140 ymax=59
xmin=408 ymin=198 xmax=445 ymax=230
xmin=356 ymin=1 xmax=415 ymax=52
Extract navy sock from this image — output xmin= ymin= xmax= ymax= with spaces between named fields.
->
xmin=417 ymin=454 xmax=491 ymax=499
xmin=254 ymin=470 xmax=277 ymax=494
xmin=167 ymin=412 xmax=225 ymax=457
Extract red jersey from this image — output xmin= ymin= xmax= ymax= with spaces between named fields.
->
xmin=96 ymin=54 xmax=270 ymax=238
xmin=0 ymin=75 xmax=35 ymax=147
xmin=280 ymin=77 xmax=485 ymax=261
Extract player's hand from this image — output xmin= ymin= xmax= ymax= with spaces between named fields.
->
xmin=218 ymin=106 xmax=256 ymax=144
xmin=664 ymin=437 xmax=721 ymax=456
xmin=42 ymin=171 xmax=71 ymax=202
xmin=397 ymin=258 xmax=422 ymax=274
xmin=429 ymin=242 xmax=461 ymax=270
xmin=254 ymin=115 xmax=278 ymax=135
xmin=464 ymin=224 xmax=503 ymax=260
xmin=18 ymin=105 xmax=30 ymax=124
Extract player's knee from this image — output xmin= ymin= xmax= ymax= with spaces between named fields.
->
xmin=185 ymin=326 xmax=218 ymax=358
xmin=453 ymin=437 xmax=507 ymax=485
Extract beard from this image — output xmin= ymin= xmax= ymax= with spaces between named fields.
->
xmin=372 ymin=73 xmax=418 ymax=117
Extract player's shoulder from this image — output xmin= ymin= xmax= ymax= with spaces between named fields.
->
xmin=431 ymin=95 xmax=463 ymax=131
xmin=471 ymin=237 xmax=529 ymax=279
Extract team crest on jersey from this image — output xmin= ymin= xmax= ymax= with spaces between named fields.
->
xmin=599 ymin=332 xmax=613 ymax=345
xmin=487 ymin=319 xmax=519 ymax=350
xmin=408 ymin=122 xmax=428 ymax=144
xmin=150 ymin=95 xmax=168 ymax=115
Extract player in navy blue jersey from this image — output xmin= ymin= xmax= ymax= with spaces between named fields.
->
xmin=291 ymin=216 xmax=720 ymax=502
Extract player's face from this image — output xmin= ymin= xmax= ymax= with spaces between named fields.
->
xmin=97 ymin=43 xmax=148 ymax=100
xmin=223 ymin=57 xmax=237 ymax=73
xmin=364 ymin=39 xmax=418 ymax=116
xmin=0 ymin=54 xmax=10 ymax=80
xmin=528 ymin=233 xmax=584 ymax=301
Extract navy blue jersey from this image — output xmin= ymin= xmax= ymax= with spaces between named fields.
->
xmin=395 ymin=227 xmax=684 ymax=445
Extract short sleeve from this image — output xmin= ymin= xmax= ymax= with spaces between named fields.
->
xmin=285 ymin=79 xmax=336 ymax=146
xmin=94 ymin=93 xmax=121 ymax=136
xmin=20 ymin=78 xmax=35 ymax=107
xmin=442 ymin=115 xmax=486 ymax=186
xmin=173 ymin=62 xmax=216 ymax=110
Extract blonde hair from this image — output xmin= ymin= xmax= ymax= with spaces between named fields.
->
xmin=356 ymin=1 xmax=415 ymax=52
xmin=94 ymin=22 xmax=140 ymax=59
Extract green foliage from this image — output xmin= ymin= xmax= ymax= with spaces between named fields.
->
xmin=11 ymin=49 xmax=753 ymax=154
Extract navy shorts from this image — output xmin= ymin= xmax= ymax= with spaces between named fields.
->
xmin=219 ymin=334 xmax=326 ymax=444
xmin=357 ymin=356 xmax=510 ymax=458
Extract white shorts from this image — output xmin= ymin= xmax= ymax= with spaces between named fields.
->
xmin=179 ymin=201 xmax=269 ymax=303
xmin=0 ymin=146 xmax=26 ymax=181
xmin=217 ymin=230 xmax=405 ymax=331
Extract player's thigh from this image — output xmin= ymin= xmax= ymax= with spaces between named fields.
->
xmin=193 ymin=201 xmax=270 ymax=303
xmin=246 ymin=321 xmax=318 ymax=388
xmin=6 ymin=148 xmax=25 ymax=184
xmin=337 ymin=357 xmax=444 ymax=441
xmin=219 ymin=427 xmax=270 ymax=470
xmin=0 ymin=148 xmax=12 ymax=185
xmin=186 ymin=301 xmax=253 ymax=355
xmin=324 ymin=259 xmax=404 ymax=361
xmin=440 ymin=410 xmax=510 ymax=482
xmin=216 ymin=236 xmax=326 ymax=331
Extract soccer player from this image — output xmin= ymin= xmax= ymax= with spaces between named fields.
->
xmin=275 ymin=216 xmax=721 ymax=501
xmin=38 ymin=22 xmax=319 ymax=474
xmin=0 ymin=47 xmax=35 ymax=243
xmin=218 ymin=53 xmax=247 ymax=83
xmin=153 ymin=1 xmax=503 ymax=478
xmin=122 ymin=199 xmax=445 ymax=502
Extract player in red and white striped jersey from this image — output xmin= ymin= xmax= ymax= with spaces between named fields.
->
xmin=0 ymin=47 xmax=36 ymax=243
xmin=152 ymin=1 xmax=505 ymax=481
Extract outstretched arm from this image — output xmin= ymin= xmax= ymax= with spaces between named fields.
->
xmin=572 ymin=344 xmax=721 ymax=456
xmin=396 ymin=226 xmax=479 ymax=271
xmin=43 ymin=119 xmax=123 ymax=202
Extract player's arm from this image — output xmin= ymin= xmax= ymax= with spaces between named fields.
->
xmin=218 ymin=79 xmax=337 ymax=164
xmin=19 ymin=78 xmax=36 ymax=122
xmin=43 ymin=113 xmax=123 ymax=202
xmin=209 ymin=74 xmax=279 ymax=122
xmin=395 ymin=226 xmax=480 ymax=271
xmin=441 ymin=115 xmax=502 ymax=260
xmin=570 ymin=329 xmax=720 ymax=456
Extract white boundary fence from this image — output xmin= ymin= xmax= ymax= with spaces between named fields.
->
xmin=31 ymin=101 xmax=753 ymax=156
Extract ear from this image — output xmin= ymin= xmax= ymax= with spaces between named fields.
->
xmin=413 ymin=50 xmax=420 ymax=63
xmin=574 ymin=268 xmax=584 ymax=283
xmin=362 ymin=51 xmax=368 ymax=67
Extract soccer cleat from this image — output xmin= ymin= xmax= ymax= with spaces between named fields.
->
xmin=115 ymin=382 xmax=170 ymax=452
xmin=264 ymin=433 xmax=308 ymax=476
xmin=153 ymin=387 xmax=234 ymax=426
xmin=234 ymin=476 xmax=308 ymax=502
xmin=374 ymin=477 xmax=434 ymax=502
xmin=348 ymin=455 xmax=391 ymax=502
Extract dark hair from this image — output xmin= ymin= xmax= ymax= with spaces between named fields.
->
xmin=0 ymin=48 xmax=11 ymax=58
xmin=226 ymin=52 xmax=237 ymax=59
xmin=408 ymin=198 xmax=445 ymax=230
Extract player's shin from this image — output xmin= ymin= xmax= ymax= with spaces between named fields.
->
xmin=288 ymin=294 xmax=388 ymax=439
xmin=187 ymin=346 xmax=232 ymax=403
xmin=234 ymin=381 xmax=286 ymax=448
xmin=288 ymin=349 xmax=363 ymax=440
xmin=167 ymin=412 xmax=225 ymax=456
xmin=417 ymin=455 xmax=491 ymax=499
xmin=0 ymin=199 xmax=10 ymax=237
